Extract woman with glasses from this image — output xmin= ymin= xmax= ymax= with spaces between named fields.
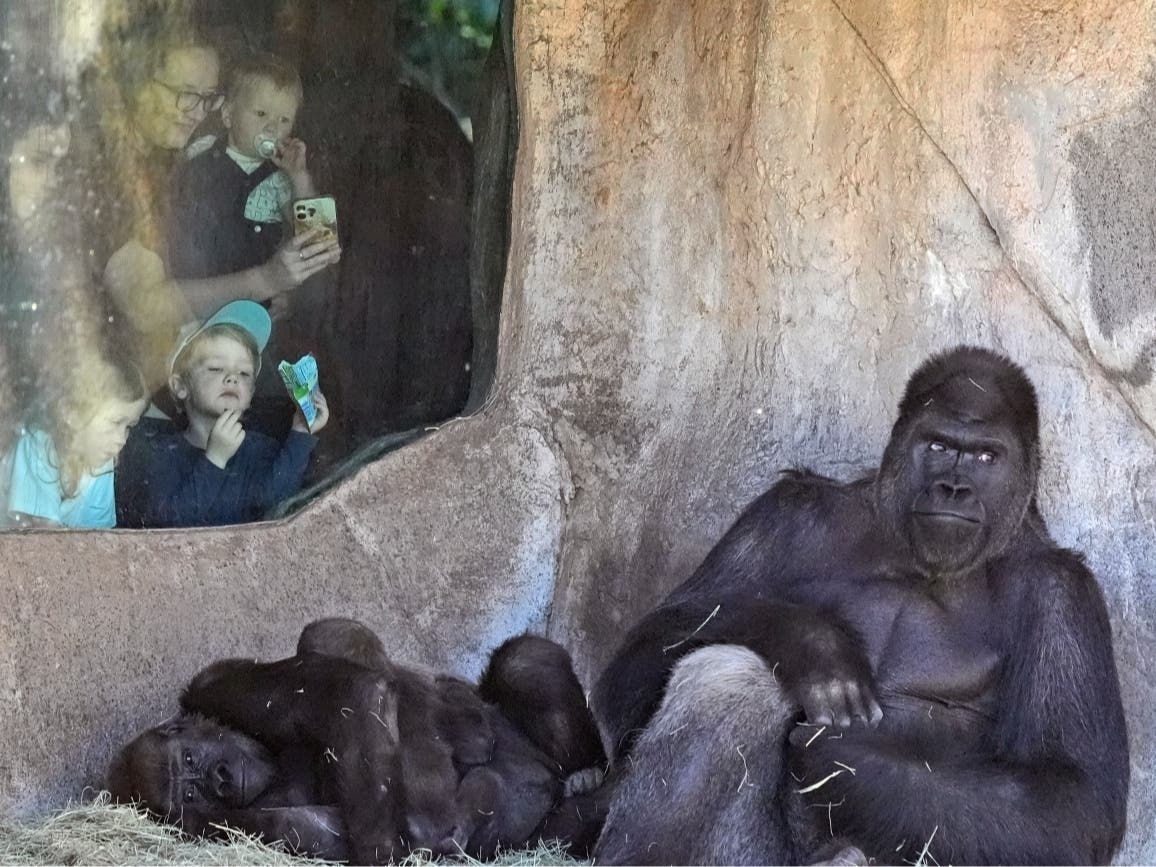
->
xmin=73 ymin=13 xmax=340 ymax=396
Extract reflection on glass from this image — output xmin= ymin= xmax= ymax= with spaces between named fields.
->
xmin=0 ymin=0 xmax=498 ymax=530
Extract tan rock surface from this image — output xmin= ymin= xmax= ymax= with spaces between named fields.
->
xmin=1 ymin=1 xmax=1152 ymax=861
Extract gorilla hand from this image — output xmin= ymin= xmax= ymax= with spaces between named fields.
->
xmin=778 ymin=614 xmax=883 ymax=729
xmin=713 ymin=600 xmax=883 ymax=729
xmin=793 ymin=667 xmax=883 ymax=729
xmin=564 ymin=766 xmax=605 ymax=797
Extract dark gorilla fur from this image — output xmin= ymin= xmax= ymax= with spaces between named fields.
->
xmin=109 ymin=619 xmax=607 ymax=863
xmin=592 ymin=346 xmax=1129 ymax=866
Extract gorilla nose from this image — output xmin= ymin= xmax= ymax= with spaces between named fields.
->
xmin=935 ymin=479 xmax=972 ymax=500
xmin=212 ymin=763 xmax=234 ymax=797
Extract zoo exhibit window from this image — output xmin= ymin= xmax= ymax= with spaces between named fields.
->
xmin=0 ymin=0 xmax=512 ymax=531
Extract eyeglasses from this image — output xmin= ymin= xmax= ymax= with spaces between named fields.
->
xmin=152 ymin=78 xmax=225 ymax=114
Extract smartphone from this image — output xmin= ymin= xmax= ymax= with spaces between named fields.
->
xmin=293 ymin=196 xmax=338 ymax=241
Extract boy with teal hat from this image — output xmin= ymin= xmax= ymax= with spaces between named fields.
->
xmin=119 ymin=300 xmax=330 ymax=527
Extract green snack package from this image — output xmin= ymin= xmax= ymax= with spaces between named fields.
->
xmin=278 ymin=354 xmax=319 ymax=431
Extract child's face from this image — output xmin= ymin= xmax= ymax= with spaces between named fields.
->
xmin=174 ymin=334 xmax=258 ymax=419
xmin=223 ymin=76 xmax=300 ymax=159
xmin=76 ymin=397 xmax=147 ymax=470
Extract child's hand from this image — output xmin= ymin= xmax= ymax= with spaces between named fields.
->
xmin=273 ymin=138 xmax=310 ymax=182
xmin=292 ymin=389 xmax=330 ymax=434
xmin=206 ymin=409 xmax=246 ymax=468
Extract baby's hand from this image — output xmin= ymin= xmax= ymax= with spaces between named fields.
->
xmin=273 ymin=137 xmax=309 ymax=179
xmin=293 ymin=389 xmax=330 ymax=435
xmin=206 ymin=409 xmax=246 ymax=468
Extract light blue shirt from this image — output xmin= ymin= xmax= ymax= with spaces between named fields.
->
xmin=6 ymin=429 xmax=116 ymax=528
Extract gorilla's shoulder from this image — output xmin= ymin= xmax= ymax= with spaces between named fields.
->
xmin=1002 ymin=528 xmax=1091 ymax=580
xmin=714 ymin=470 xmax=873 ymax=559
xmin=997 ymin=541 xmax=1107 ymax=620
xmin=741 ymin=468 xmax=869 ymax=519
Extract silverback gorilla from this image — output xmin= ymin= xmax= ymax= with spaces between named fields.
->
xmin=592 ymin=346 xmax=1129 ymax=865
xmin=108 ymin=619 xmax=606 ymax=862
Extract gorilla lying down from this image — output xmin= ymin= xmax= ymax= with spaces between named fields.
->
xmin=108 ymin=619 xmax=608 ymax=862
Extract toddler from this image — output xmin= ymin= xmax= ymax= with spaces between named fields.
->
xmin=122 ymin=300 xmax=329 ymax=527
xmin=3 ymin=342 xmax=147 ymax=528
xmin=168 ymin=52 xmax=317 ymax=280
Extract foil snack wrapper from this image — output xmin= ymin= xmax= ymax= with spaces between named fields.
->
xmin=278 ymin=354 xmax=320 ymax=430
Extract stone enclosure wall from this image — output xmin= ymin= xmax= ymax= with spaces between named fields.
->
xmin=2 ymin=0 xmax=1154 ymax=861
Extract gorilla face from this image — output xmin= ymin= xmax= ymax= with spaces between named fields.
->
xmin=108 ymin=715 xmax=276 ymax=832
xmin=876 ymin=348 xmax=1039 ymax=577
xmin=897 ymin=411 xmax=1024 ymax=573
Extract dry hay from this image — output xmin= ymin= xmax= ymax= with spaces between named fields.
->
xmin=0 ymin=793 xmax=587 ymax=866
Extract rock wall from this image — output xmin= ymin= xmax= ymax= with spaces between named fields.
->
xmin=1 ymin=0 xmax=1153 ymax=861
xmin=528 ymin=0 xmax=1156 ymax=859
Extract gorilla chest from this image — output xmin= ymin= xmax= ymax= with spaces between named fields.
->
xmin=837 ymin=579 xmax=1003 ymax=710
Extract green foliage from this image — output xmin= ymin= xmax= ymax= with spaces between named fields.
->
xmin=397 ymin=0 xmax=501 ymax=124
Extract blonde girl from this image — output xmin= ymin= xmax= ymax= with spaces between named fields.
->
xmin=4 ymin=337 xmax=147 ymax=528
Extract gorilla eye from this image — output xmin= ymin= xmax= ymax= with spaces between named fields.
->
xmin=184 ymin=786 xmax=197 ymax=803
xmin=183 ymin=749 xmax=194 ymax=765
xmin=928 ymin=441 xmax=947 ymax=452
xmin=978 ymin=451 xmax=997 ymax=464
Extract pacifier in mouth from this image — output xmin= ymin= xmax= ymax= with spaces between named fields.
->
xmin=254 ymin=134 xmax=278 ymax=159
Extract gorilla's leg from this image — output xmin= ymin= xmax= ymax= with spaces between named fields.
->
xmin=297 ymin=617 xmax=392 ymax=671
xmin=594 ymin=645 xmax=798 ymax=866
xmin=479 ymin=634 xmax=606 ymax=775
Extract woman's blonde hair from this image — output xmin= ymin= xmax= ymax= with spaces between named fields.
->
xmin=83 ymin=1 xmax=215 ymax=253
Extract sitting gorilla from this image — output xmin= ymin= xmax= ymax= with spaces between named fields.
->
xmin=109 ymin=619 xmax=607 ymax=862
xmin=592 ymin=346 xmax=1129 ymax=865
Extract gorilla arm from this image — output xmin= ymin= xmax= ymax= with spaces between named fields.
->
xmin=592 ymin=476 xmax=882 ymax=762
xmin=791 ymin=554 xmax=1129 ymax=865
xmin=595 ymin=596 xmax=881 ymax=760
xmin=182 ymin=655 xmax=407 ymax=864
xmin=216 ymin=806 xmax=349 ymax=861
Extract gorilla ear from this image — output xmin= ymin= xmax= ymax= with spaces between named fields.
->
xmin=105 ymin=749 xmax=138 ymax=804
xmin=106 ymin=722 xmax=186 ymax=808
xmin=106 ymin=734 xmax=162 ymax=805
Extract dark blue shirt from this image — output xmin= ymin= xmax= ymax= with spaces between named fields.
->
xmin=117 ymin=423 xmax=315 ymax=528
xmin=167 ymin=137 xmax=283 ymax=279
